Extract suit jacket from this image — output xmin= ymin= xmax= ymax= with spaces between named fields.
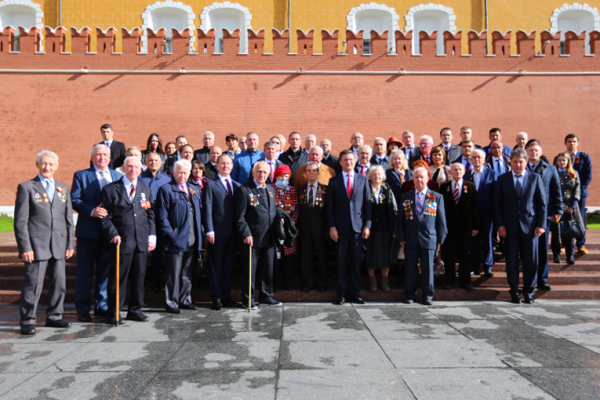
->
xmin=235 ymin=180 xmax=277 ymax=248
xmin=94 ymin=140 xmax=126 ymax=170
xmin=466 ymin=167 xmax=497 ymax=221
xmin=403 ymin=146 xmax=421 ymax=166
xmin=322 ymin=154 xmax=340 ymax=172
xmin=101 ymin=178 xmax=156 ymax=254
xmin=397 ymin=189 xmax=448 ymax=249
xmin=204 ymin=162 xmax=219 ymax=180
xmin=409 ymin=153 xmax=433 ymax=168
xmin=458 ymin=141 xmax=483 ymax=150
xmin=162 ymin=153 xmax=177 ymax=173
xmin=370 ymin=154 xmax=390 ymax=170
xmin=438 ymin=143 xmax=462 ymax=166
xmin=483 ymin=143 xmax=512 ymax=159
xmin=297 ymin=182 xmax=328 ymax=238
xmin=494 ymin=171 xmax=547 ymax=235
xmin=452 ymin=155 xmax=474 ymax=180
xmin=326 ymin=173 xmax=372 ymax=234
xmin=257 ymin=158 xmax=284 ymax=185
xmin=14 ymin=176 xmax=74 ymax=260
xmin=554 ymin=151 xmax=592 ymax=198
xmin=156 ymin=180 xmax=203 ymax=252
xmin=440 ymin=180 xmax=479 ymax=237
xmin=294 ymin=163 xmax=336 ymax=187
xmin=71 ymin=167 xmax=123 ymax=239
xmin=193 ymin=147 xmax=211 ymax=164
xmin=486 ymin=154 xmax=512 ymax=174
xmin=530 ymin=160 xmax=563 ymax=217
xmin=202 ymin=177 xmax=240 ymax=238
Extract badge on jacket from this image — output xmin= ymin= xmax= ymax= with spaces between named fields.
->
xmin=249 ymin=193 xmax=259 ymax=207
xmin=57 ymin=187 xmax=67 ymax=202
xmin=141 ymin=200 xmax=151 ymax=209
xmin=34 ymin=193 xmax=42 ymax=203
xmin=402 ymin=200 xmax=414 ymax=219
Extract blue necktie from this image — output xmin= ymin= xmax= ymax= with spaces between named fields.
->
xmin=515 ymin=175 xmax=522 ymax=196
xmin=45 ymin=180 xmax=54 ymax=202
xmin=496 ymin=159 xmax=503 ymax=174
xmin=416 ymin=192 xmax=423 ymax=219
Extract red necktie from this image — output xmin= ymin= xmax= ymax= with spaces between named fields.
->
xmin=226 ymin=179 xmax=233 ymax=201
xmin=453 ymin=183 xmax=460 ymax=204
xmin=129 ymin=185 xmax=135 ymax=201
xmin=270 ymin=163 xmax=274 ymax=182
xmin=346 ymin=174 xmax=353 ymax=198
xmin=360 ymin=166 xmax=366 ymax=176
xmin=181 ymin=185 xmax=189 ymax=200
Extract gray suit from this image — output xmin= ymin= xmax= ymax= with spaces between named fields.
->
xmin=14 ymin=176 xmax=74 ymax=327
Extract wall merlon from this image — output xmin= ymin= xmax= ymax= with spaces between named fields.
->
xmin=540 ymin=30 xmax=561 ymax=56
xmin=121 ymin=27 xmax=141 ymax=55
xmin=491 ymin=30 xmax=511 ymax=57
xmin=443 ymin=30 xmax=462 ymax=56
xmin=590 ymin=31 xmax=600 ymax=55
xmin=297 ymin=29 xmax=313 ymax=56
xmin=565 ymin=30 xmax=587 ymax=57
xmin=70 ymin=27 xmax=91 ymax=54
xmin=419 ymin=30 xmax=437 ymax=56
xmin=515 ymin=30 xmax=536 ymax=57
xmin=321 ymin=29 xmax=338 ymax=57
xmin=395 ymin=30 xmax=412 ymax=56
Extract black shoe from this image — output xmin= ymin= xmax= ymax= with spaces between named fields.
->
xmin=106 ymin=315 xmax=125 ymax=325
xmin=180 ymin=304 xmax=198 ymax=310
xmin=94 ymin=309 xmax=108 ymax=317
xmin=20 ymin=325 xmax=36 ymax=335
xmin=463 ymin=284 xmax=475 ymax=291
xmin=524 ymin=295 xmax=535 ymax=304
xmin=78 ymin=312 xmax=92 ymax=323
xmin=510 ymin=294 xmax=522 ymax=304
xmin=483 ymin=270 xmax=494 ymax=277
xmin=221 ymin=299 xmax=237 ymax=308
xmin=567 ymin=256 xmax=576 ymax=265
xmin=45 ymin=319 xmax=71 ymax=328
xmin=335 ymin=296 xmax=345 ymax=305
xmin=212 ymin=300 xmax=223 ymax=311
xmin=422 ymin=299 xmax=433 ymax=306
xmin=242 ymin=302 xmax=258 ymax=311
xmin=348 ymin=295 xmax=366 ymax=305
xmin=553 ymin=254 xmax=561 ymax=264
xmin=443 ymin=284 xmax=453 ymax=290
xmin=538 ymin=282 xmax=552 ymax=291
xmin=126 ymin=312 xmax=150 ymax=322
xmin=405 ymin=299 xmax=414 ymax=304
xmin=166 ymin=308 xmax=181 ymax=314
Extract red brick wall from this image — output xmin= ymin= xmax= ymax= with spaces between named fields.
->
xmin=0 ymin=28 xmax=597 ymax=205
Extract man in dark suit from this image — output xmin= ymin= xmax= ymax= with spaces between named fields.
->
xmin=72 ymin=144 xmax=123 ymax=322
xmin=279 ymin=132 xmax=308 ymax=183
xmin=468 ymin=149 xmax=498 ymax=277
xmin=15 ymin=151 xmax=74 ymax=335
xmin=162 ymin=135 xmax=187 ymax=173
xmin=527 ymin=142 xmax=563 ymax=290
xmin=101 ymin=156 xmax=156 ymax=324
xmin=397 ymin=167 xmax=448 ymax=305
xmin=560 ymin=134 xmax=593 ymax=254
xmin=204 ymin=146 xmax=221 ymax=180
xmin=298 ymin=162 xmax=329 ymax=292
xmin=483 ymin=128 xmax=512 ymax=159
xmin=321 ymin=139 xmax=339 ymax=172
xmin=258 ymin=141 xmax=283 ymax=185
xmin=371 ymin=137 xmax=390 ymax=170
xmin=193 ymin=131 xmax=215 ymax=164
xmin=202 ymin=154 xmax=241 ymax=310
xmin=97 ymin=124 xmax=126 ymax=170
xmin=349 ymin=132 xmax=365 ymax=160
xmin=326 ymin=149 xmax=372 ymax=305
xmin=452 ymin=140 xmax=476 ymax=180
xmin=355 ymin=145 xmax=373 ymax=177
xmin=441 ymin=163 xmax=479 ymax=290
xmin=410 ymin=135 xmax=434 ymax=167
xmin=235 ymin=161 xmax=281 ymax=309
xmin=438 ymin=127 xmax=461 ymax=166
xmin=402 ymin=131 xmax=421 ymax=165
xmin=486 ymin=141 xmax=511 ymax=175
xmin=495 ymin=149 xmax=547 ymax=304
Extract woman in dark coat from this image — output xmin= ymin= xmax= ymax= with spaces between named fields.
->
xmin=366 ymin=165 xmax=398 ymax=292
xmin=386 ymin=149 xmax=408 ymax=202
xmin=552 ymin=152 xmax=583 ymax=265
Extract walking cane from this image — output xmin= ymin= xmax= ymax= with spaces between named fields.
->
xmin=248 ymin=244 xmax=252 ymax=313
xmin=115 ymin=244 xmax=120 ymax=327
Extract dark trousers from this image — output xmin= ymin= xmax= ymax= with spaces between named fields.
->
xmin=241 ymin=244 xmax=275 ymax=303
xmin=75 ymin=237 xmax=110 ymax=314
xmin=301 ymin=234 xmax=328 ymax=288
xmin=148 ymin=235 xmax=164 ymax=286
xmin=207 ymin=236 xmax=236 ymax=302
xmin=470 ymin=218 xmax=494 ymax=273
xmin=444 ymin=234 xmax=471 ymax=287
xmin=404 ymin=244 xmax=435 ymax=301
xmin=335 ymin=232 xmax=362 ymax=297
xmin=551 ymin=222 xmax=575 ymax=259
xmin=273 ymin=253 xmax=293 ymax=287
xmin=164 ymin=247 xmax=196 ymax=310
xmin=536 ymin=230 xmax=551 ymax=284
xmin=20 ymin=258 xmax=66 ymax=326
xmin=577 ymin=196 xmax=587 ymax=247
xmin=107 ymin=248 xmax=147 ymax=316
xmin=504 ymin=228 xmax=538 ymax=296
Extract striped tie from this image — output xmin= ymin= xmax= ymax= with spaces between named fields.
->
xmin=453 ymin=182 xmax=460 ymax=204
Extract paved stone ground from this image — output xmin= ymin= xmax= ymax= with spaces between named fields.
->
xmin=1 ymin=301 xmax=600 ymax=399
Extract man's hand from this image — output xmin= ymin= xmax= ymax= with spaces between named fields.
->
xmin=148 ymin=242 xmax=156 ymax=252
xmin=22 ymin=251 xmax=34 ymax=263
xmin=566 ymin=207 xmax=574 ymax=214
xmin=92 ymin=206 xmax=108 ymax=218
xmin=498 ymin=226 xmax=507 ymax=238
xmin=362 ymin=227 xmax=370 ymax=240
xmin=399 ymin=241 xmax=406 ymax=247
xmin=329 ymin=227 xmax=339 ymax=242
xmin=111 ymin=236 xmax=122 ymax=246
xmin=206 ymin=233 xmax=215 ymax=244
xmin=437 ymin=243 xmax=442 ymax=252
xmin=472 ymin=230 xmax=479 ymax=237
xmin=534 ymin=227 xmax=545 ymax=237
xmin=243 ymin=236 xmax=253 ymax=247
xmin=551 ymin=214 xmax=562 ymax=223
xmin=66 ymin=249 xmax=74 ymax=259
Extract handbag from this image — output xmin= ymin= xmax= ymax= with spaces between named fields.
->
xmin=194 ymin=249 xmax=209 ymax=280
xmin=559 ymin=220 xmax=584 ymax=240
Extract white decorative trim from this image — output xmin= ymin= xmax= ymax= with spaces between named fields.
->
xmin=346 ymin=3 xmax=399 ymax=53
xmin=0 ymin=0 xmax=44 ymax=50
xmin=549 ymin=3 xmax=600 ymax=34
xmin=404 ymin=3 xmax=457 ymax=32
xmin=141 ymin=1 xmax=195 ymax=53
xmin=200 ymin=2 xmax=252 ymax=54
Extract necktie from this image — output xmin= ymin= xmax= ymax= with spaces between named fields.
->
xmin=105 ymin=141 xmax=111 ymax=148
xmin=496 ymin=159 xmax=503 ymax=174
xmin=425 ymin=155 xmax=431 ymax=165
xmin=465 ymin=159 xmax=471 ymax=173
xmin=346 ymin=174 xmax=353 ymax=198
xmin=416 ymin=192 xmax=423 ymax=219
xmin=269 ymin=162 xmax=274 ymax=182
xmin=99 ymin=170 xmax=109 ymax=188
xmin=129 ymin=185 xmax=136 ymax=202
xmin=226 ymin=179 xmax=233 ymax=201
xmin=453 ymin=182 xmax=459 ymax=204
xmin=406 ymin=148 xmax=412 ymax=159
xmin=45 ymin=180 xmax=54 ymax=202
xmin=515 ymin=175 xmax=522 ymax=196
xmin=308 ymin=184 xmax=314 ymax=207
xmin=360 ymin=166 xmax=366 ymax=176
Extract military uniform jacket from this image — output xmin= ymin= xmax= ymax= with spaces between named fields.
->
xmin=235 ymin=180 xmax=277 ymax=248
xmin=297 ymin=182 xmax=328 ymax=238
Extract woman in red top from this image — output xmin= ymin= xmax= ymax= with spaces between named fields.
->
xmin=272 ymin=165 xmax=299 ymax=291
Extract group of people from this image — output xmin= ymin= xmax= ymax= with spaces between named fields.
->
xmin=14 ymin=123 xmax=592 ymax=335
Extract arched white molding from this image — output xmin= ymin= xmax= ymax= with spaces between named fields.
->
xmin=405 ymin=4 xmax=456 ymax=55
xmin=0 ymin=0 xmax=44 ymax=51
xmin=200 ymin=2 xmax=252 ymax=54
xmin=346 ymin=3 xmax=400 ymax=54
xmin=141 ymin=1 xmax=195 ymax=53
xmin=550 ymin=3 xmax=600 ymax=54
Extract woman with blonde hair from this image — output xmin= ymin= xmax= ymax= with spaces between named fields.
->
xmin=386 ymin=149 xmax=408 ymax=202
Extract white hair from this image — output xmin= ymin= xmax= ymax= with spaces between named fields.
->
xmin=309 ymin=145 xmax=324 ymax=155
xmin=306 ymin=134 xmax=317 ymax=141
xmin=472 ymin=149 xmax=486 ymax=158
xmin=91 ymin=143 xmax=111 ymax=157
xmin=420 ymin=135 xmax=434 ymax=144
xmin=516 ymin=131 xmax=528 ymax=139
xmin=174 ymin=159 xmax=191 ymax=172
xmin=413 ymin=167 xmax=428 ymax=178
xmin=253 ymin=160 xmax=268 ymax=172
xmin=203 ymin=131 xmax=215 ymax=138
xmin=373 ymin=137 xmax=386 ymax=145
xmin=358 ymin=145 xmax=372 ymax=153
xmin=37 ymin=150 xmax=59 ymax=164
xmin=367 ymin=165 xmax=386 ymax=180
xmin=123 ymin=156 xmax=142 ymax=166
